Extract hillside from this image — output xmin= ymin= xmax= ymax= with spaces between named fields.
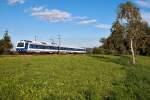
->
xmin=0 ymin=55 xmax=149 ymax=100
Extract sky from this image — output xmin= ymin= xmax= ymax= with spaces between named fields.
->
xmin=0 ymin=0 xmax=150 ymax=48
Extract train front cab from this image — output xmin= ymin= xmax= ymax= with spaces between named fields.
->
xmin=16 ymin=41 xmax=29 ymax=53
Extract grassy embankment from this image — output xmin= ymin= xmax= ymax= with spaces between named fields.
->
xmin=0 ymin=55 xmax=149 ymax=100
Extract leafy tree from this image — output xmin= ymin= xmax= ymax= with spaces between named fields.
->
xmin=102 ymin=20 xmax=128 ymax=55
xmin=117 ymin=1 xmax=144 ymax=64
xmin=99 ymin=37 xmax=106 ymax=45
xmin=0 ymin=30 xmax=13 ymax=54
xmin=111 ymin=20 xmax=127 ymax=54
xmin=103 ymin=37 xmax=116 ymax=54
xmin=144 ymin=26 xmax=150 ymax=55
xmin=0 ymin=40 xmax=4 ymax=54
xmin=100 ymin=1 xmax=150 ymax=61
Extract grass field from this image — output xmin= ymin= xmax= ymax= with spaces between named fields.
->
xmin=0 ymin=55 xmax=150 ymax=100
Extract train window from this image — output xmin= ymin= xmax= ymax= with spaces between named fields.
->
xmin=68 ymin=48 xmax=71 ymax=50
xmin=17 ymin=43 xmax=24 ymax=47
xmin=40 ymin=45 xmax=43 ymax=49
xmin=29 ymin=44 xmax=32 ymax=48
xmin=43 ymin=46 xmax=45 ymax=49
xmin=39 ymin=45 xmax=41 ymax=49
xmin=65 ymin=48 xmax=67 ymax=50
xmin=30 ymin=44 xmax=33 ymax=48
xmin=65 ymin=47 xmax=68 ymax=50
xmin=25 ymin=43 xmax=28 ymax=49
xmin=46 ymin=46 xmax=49 ymax=49
xmin=34 ymin=45 xmax=39 ymax=49
xmin=38 ymin=45 xmax=41 ymax=49
xmin=39 ymin=45 xmax=46 ymax=49
xmin=33 ymin=45 xmax=36 ymax=48
xmin=29 ymin=44 xmax=40 ymax=49
xmin=61 ymin=47 xmax=64 ymax=50
xmin=30 ymin=44 xmax=35 ymax=49
xmin=49 ymin=46 xmax=53 ymax=49
xmin=53 ymin=46 xmax=56 ymax=50
xmin=55 ymin=47 xmax=57 ymax=50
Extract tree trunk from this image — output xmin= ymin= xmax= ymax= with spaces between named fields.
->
xmin=130 ymin=38 xmax=136 ymax=64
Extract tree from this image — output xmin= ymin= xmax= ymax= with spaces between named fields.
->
xmin=110 ymin=20 xmax=127 ymax=54
xmin=102 ymin=37 xmax=116 ymax=54
xmin=117 ymin=1 xmax=143 ymax=64
xmin=99 ymin=37 xmax=106 ymax=45
xmin=102 ymin=20 xmax=128 ymax=54
xmin=0 ymin=40 xmax=4 ymax=54
xmin=100 ymin=1 xmax=150 ymax=57
xmin=0 ymin=30 xmax=13 ymax=54
xmin=144 ymin=24 xmax=150 ymax=55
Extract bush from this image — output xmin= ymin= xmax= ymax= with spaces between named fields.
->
xmin=93 ymin=47 xmax=105 ymax=54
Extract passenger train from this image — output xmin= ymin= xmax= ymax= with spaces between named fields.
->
xmin=16 ymin=40 xmax=86 ymax=54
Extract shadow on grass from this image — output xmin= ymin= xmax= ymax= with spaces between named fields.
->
xmin=89 ymin=54 xmax=131 ymax=67
xmin=89 ymin=54 xmax=150 ymax=100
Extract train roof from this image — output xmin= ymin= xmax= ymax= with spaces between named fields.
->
xmin=21 ymin=40 xmax=32 ymax=42
xmin=17 ymin=40 xmax=86 ymax=49
xmin=18 ymin=40 xmax=49 ymax=45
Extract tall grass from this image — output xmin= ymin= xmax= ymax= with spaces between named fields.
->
xmin=0 ymin=55 xmax=149 ymax=100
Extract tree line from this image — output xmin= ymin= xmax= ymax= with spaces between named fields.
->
xmin=93 ymin=1 xmax=150 ymax=58
xmin=0 ymin=30 xmax=13 ymax=54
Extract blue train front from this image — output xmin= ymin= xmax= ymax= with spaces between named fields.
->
xmin=16 ymin=40 xmax=86 ymax=54
xmin=16 ymin=40 xmax=29 ymax=53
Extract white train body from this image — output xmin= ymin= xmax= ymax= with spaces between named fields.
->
xmin=16 ymin=40 xmax=86 ymax=54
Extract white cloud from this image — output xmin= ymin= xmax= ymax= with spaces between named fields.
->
xmin=135 ymin=0 xmax=150 ymax=8
xmin=8 ymin=0 xmax=25 ymax=5
xmin=78 ymin=19 xmax=97 ymax=25
xmin=95 ymin=23 xmax=111 ymax=30
xmin=31 ymin=7 xmax=72 ymax=22
xmin=29 ymin=6 xmax=110 ymax=30
xmin=31 ymin=6 xmax=44 ymax=12
xmin=30 ymin=7 xmax=89 ymax=22
xmin=73 ymin=16 xmax=88 ymax=20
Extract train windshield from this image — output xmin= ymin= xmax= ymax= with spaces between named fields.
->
xmin=17 ymin=42 xmax=24 ymax=47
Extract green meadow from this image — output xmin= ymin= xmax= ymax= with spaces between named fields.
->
xmin=0 ymin=55 xmax=150 ymax=100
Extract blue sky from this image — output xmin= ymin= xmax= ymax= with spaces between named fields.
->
xmin=0 ymin=0 xmax=150 ymax=48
